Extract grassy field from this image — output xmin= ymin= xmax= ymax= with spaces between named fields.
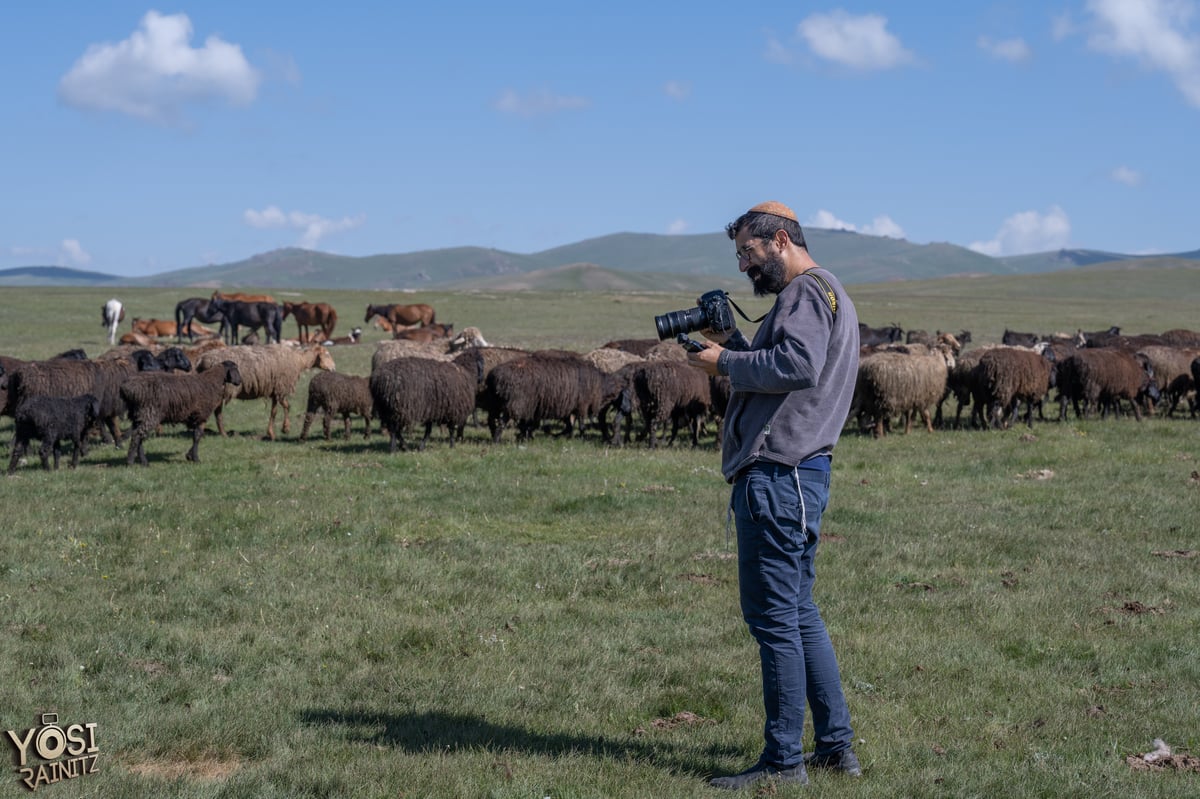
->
xmin=1 ymin=274 xmax=1198 ymax=798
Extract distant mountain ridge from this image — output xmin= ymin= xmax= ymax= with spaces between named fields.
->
xmin=4 ymin=229 xmax=1200 ymax=290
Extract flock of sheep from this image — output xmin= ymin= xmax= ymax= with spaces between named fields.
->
xmin=853 ymin=324 xmax=1200 ymax=437
xmin=3 ymin=298 xmax=1200 ymax=474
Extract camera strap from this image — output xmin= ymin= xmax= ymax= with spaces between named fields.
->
xmin=726 ymin=270 xmax=838 ymax=324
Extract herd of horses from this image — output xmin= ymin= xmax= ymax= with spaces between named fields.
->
xmin=113 ymin=292 xmax=441 ymax=346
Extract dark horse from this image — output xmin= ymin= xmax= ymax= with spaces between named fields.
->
xmin=282 ymin=301 xmax=338 ymax=342
xmin=208 ymin=297 xmax=283 ymax=345
xmin=175 ymin=297 xmax=228 ymax=343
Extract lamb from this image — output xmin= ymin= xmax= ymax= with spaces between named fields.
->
xmin=120 ymin=361 xmax=243 ymax=465
xmin=195 ymin=344 xmax=336 ymax=440
xmin=628 ymin=360 xmax=712 ymax=448
xmin=972 ymin=346 xmax=1052 ymax=429
xmin=482 ymin=352 xmax=603 ymax=443
xmin=853 ymin=342 xmax=955 ymax=437
xmin=368 ymin=357 xmax=475 ymax=451
xmin=7 ymin=394 xmax=102 ymax=474
xmin=300 ymin=371 xmax=375 ymax=441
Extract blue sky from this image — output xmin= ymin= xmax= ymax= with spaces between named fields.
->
xmin=4 ymin=1 xmax=1199 ymax=277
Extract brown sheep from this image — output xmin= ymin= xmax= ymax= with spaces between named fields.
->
xmin=300 ymin=371 xmax=374 ymax=441
xmin=120 ymin=361 xmax=243 ymax=465
xmin=368 ymin=357 xmax=475 ymax=451
xmin=973 ymin=347 xmax=1052 ymax=429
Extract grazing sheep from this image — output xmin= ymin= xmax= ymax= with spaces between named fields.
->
xmin=3 ymin=357 xmax=136 ymax=445
xmin=853 ymin=342 xmax=955 ymax=437
xmin=371 ymin=338 xmax=456 ymax=371
xmin=368 ymin=357 xmax=475 ymax=451
xmin=601 ymin=338 xmax=661 ymax=357
xmin=628 ymin=360 xmax=712 ymax=448
xmin=973 ymin=346 xmax=1052 ymax=429
xmin=584 ymin=346 xmax=645 ymax=375
xmin=450 ymin=346 xmax=531 ymax=423
xmin=447 ymin=326 xmax=491 ymax=352
xmin=196 ymin=344 xmax=335 ymax=440
xmin=1068 ymin=348 xmax=1159 ymax=420
xmin=1135 ymin=345 xmax=1200 ymax=417
xmin=121 ymin=361 xmax=243 ymax=465
xmin=300 ymin=371 xmax=375 ymax=441
xmin=482 ymin=352 xmax=603 ymax=443
xmin=7 ymin=394 xmax=102 ymax=474
xmin=1160 ymin=328 xmax=1200 ymax=348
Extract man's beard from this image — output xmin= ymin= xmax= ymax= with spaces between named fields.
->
xmin=748 ymin=252 xmax=788 ymax=296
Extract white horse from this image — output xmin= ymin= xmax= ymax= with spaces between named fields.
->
xmin=102 ymin=298 xmax=125 ymax=346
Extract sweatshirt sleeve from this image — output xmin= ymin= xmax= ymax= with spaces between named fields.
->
xmin=722 ymin=288 xmax=833 ymax=394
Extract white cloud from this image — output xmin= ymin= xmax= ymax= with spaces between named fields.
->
xmin=861 ymin=215 xmax=906 ymax=239
xmin=1086 ymin=0 xmax=1200 ymax=107
xmin=1111 ymin=165 xmax=1143 ymax=185
xmin=493 ymin=88 xmax=590 ymax=117
xmin=60 ymin=239 xmax=92 ymax=267
xmin=797 ymin=11 xmax=915 ymax=70
xmin=808 ymin=209 xmax=857 ymax=231
xmin=805 ymin=210 xmax=904 ymax=239
xmin=663 ymin=80 xmax=691 ymax=101
xmin=58 ymin=11 xmax=261 ymax=126
xmin=666 ymin=219 xmax=689 ymax=235
xmin=243 ymin=206 xmax=365 ymax=250
xmin=968 ymin=206 xmax=1071 ymax=256
xmin=978 ymin=36 xmax=1033 ymax=63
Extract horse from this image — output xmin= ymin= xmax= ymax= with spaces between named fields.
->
xmin=175 ymin=298 xmax=228 ymax=343
xmin=101 ymin=299 xmax=125 ymax=345
xmin=212 ymin=290 xmax=276 ymax=304
xmin=392 ymin=323 xmax=454 ymax=343
xmin=208 ymin=298 xmax=283 ymax=345
xmin=282 ymin=301 xmax=338 ymax=342
xmin=365 ymin=302 xmax=436 ymax=329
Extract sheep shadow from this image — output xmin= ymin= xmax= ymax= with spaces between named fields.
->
xmin=297 ymin=708 xmax=737 ymax=777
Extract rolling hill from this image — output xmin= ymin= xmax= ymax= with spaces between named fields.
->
xmin=4 ymin=229 xmax=1200 ymax=291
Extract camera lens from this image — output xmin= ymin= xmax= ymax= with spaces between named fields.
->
xmin=654 ymin=307 xmax=706 ymax=340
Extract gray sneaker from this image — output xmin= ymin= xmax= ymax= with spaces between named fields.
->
xmin=709 ymin=758 xmax=808 ymax=790
xmin=803 ymin=748 xmax=862 ymax=776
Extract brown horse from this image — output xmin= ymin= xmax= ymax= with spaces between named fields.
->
xmin=282 ymin=301 xmax=338 ymax=341
xmin=213 ymin=290 xmax=277 ymax=304
xmin=392 ymin=323 xmax=454 ymax=343
xmin=365 ymin=303 xmax=436 ymax=329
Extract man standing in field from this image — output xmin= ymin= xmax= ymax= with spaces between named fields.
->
xmin=688 ymin=201 xmax=862 ymax=790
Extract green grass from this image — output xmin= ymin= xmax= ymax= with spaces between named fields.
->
xmin=1 ymin=277 xmax=1198 ymax=798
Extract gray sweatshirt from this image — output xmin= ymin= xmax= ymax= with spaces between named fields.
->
xmin=716 ymin=268 xmax=860 ymax=483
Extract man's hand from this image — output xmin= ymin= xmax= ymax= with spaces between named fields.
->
xmin=687 ymin=341 xmax=724 ymax=376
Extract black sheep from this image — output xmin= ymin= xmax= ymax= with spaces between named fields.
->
xmin=7 ymin=394 xmax=102 ymax=474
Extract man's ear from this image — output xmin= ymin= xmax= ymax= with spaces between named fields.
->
xmin=773 ymin=229 xmax=789 ymax=249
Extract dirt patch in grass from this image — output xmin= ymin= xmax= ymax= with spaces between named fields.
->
xmin=125 ymin=755 xmax=242 ymax=781
xmin=1125 ymin=740 xmax=1200 ymax=773
xmin=633 ymin=711 xmax=716 ymax=735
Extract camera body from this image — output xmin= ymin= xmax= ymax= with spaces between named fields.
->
xmin=654 ymin=289 xmax=736 ymax=340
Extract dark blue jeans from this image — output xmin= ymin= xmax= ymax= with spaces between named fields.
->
xmin=732 ymin=461 xmax=854 ymax=767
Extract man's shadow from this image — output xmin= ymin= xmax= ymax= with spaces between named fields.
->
xmin=298 ymin=708 xmax=741 ymax=777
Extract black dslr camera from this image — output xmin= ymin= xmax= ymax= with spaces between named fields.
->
xmin=654 ymin=289 xmax=736 ymax=340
